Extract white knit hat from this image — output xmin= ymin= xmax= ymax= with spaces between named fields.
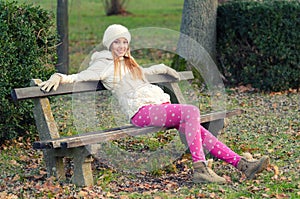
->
xmin=102 ymin=24 xmax=131 ymax=49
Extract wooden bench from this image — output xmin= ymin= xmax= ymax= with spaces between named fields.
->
xmin=11 ymin=71 xmax=243 ymax=186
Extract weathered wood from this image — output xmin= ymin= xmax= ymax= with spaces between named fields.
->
xmin=72 ymin=148 xmax=94 ymax=186
xmin=11 ymin=71 xmax=194 ymax=101
xmin=30 ymin=79 xmax=66 ymax=180
xmin=33 ymin=109 xmax=242 ymax=150
xmin=166 ymin=82 xmax=187 ymax=104
xmin=11 ymin=81 xmax=105 ymax=101
xmin=45 ymin=147 xmax=95 ymax=186
xmin=200 ymin=109 xmax=243 ymax=123
xmin=30 ymin=79 xmax=60 ymax=140
xmin=33 ymin=126 xmax=162 ymax=149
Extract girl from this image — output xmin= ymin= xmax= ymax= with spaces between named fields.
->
xmin=39 ymin=24 xmax=269 ymax=184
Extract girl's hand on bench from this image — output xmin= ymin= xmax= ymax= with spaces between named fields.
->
xmin=146 ymin=64 xmax=181 ymax=80
xmin=38 ymin=73 xmax=62 ymax=92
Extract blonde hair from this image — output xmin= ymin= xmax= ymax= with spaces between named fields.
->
xmin=112 ymin=48 xmax=144 ymax=80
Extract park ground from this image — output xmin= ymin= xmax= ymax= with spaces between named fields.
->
xmin=1 ymin=88 xmax=299 ymax=198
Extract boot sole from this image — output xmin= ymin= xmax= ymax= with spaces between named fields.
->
xmin=193 ymin=179 xmax=226 ymax=184
xmin=193 ymin=176 xmax=226 ymax=184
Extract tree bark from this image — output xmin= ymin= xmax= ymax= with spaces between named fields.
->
xmin=179 ymin=0 xmax=218 ymax=61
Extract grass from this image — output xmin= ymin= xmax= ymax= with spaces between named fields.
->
xmin=2 ymin=0 xmax=300 ymax=198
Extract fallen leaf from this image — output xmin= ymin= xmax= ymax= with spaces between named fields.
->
xmin=242 ymin=152 xmax=253 ymax=160
xmin=0 ymin=191 xmax=8 ymax=198
xmin=39 ymin=170 xmax=48 ymax=175
xmin=207 ymin=159 xmax=213 ymax=168
xmin=209 ymin=192 xmax=216 ymax=198
xmin=270 ymin=164 xmax=280 ymax=180
xmin=197 ymin=193 xmax=207 ymax=198
xmin=262 ymin=193 xmax=270 ymax=198
xmin=273 ymin=193 xmax=289 ymax=199
xmin=9 ymin=160 xmax=19 ymax=166
xmin=119 ymin=196 xmax=129 ymax=199
xmin=106 ymin=192 xmax=116 ymax=198
xmin=12 ymin=175 xmax=20 ymax=182
xmin=19 ymin=155 xmax=29 ymax=162
xmin=78 ymin=190 xmax=88 ymax=197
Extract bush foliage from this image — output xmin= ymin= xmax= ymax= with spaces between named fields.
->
xmin=0 ymin=1 xmax=57 ymax=140
xmin=217 ymin=0 xmax=300 ymax=91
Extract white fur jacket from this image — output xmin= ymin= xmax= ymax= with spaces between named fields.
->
xmin=58 ymin=50 xmax=179 ymax=120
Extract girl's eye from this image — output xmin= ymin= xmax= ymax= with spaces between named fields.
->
xmin=113 ymin=40 xmax=128 ymax=45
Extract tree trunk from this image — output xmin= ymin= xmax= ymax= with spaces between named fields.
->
xmin=104 ymin=0 xmax=129 ymax=16
xmin=174 ymin=0 xmax=223 ymax=93
xmin=56 ymin=0 xmax=69 ymax=74
xmin=180 ymin=0 xmax=218 ymax=61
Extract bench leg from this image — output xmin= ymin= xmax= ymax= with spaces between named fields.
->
xmin=202 ymin=119 xmax=224 ymax=137
xmin=73 ymin=154 xmax=94 ymax=186
xmin=43 ymin=150 xmax=65 ymax=180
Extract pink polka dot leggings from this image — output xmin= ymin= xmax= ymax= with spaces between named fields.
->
xmin=131 ymin=103 xmax=241 ymax=167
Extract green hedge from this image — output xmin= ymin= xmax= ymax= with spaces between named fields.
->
xmin=217 ymin=0 xmax=300 ymax=91
xmin=0 ymin=1 xmax=57 ymax=140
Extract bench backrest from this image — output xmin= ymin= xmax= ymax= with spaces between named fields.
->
xmin=11 ymin=71 xmax=193 ymax=101
xmin=11 ymin=71 xmax=194 ymax=142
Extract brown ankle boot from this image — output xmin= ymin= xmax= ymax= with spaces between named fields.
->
xmin=193 ymin=161 xmax=226 ymax=184
xmin=237 ymin=156 xmax=270 ymax=179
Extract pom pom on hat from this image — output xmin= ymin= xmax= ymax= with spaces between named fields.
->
xmin=102 ymin=24 xmax=131 ymax=49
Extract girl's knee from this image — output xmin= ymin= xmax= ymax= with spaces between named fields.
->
xmin=184 ymin=104 xmax=200 ymax=116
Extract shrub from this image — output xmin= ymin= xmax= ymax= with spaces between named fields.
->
xmin=217 ymin=0 xmax=300 ymax=91
xmin=0 ymin=1 xmax=57 ymax=141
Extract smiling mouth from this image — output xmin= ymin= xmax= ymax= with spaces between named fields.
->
xmin=117 ymin=51 xmax=126 ymax=56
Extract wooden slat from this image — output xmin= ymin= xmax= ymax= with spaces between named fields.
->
xmin=33 ymin=126 xmax=161 ymax=149
xmin=11 ymin=71 xmax=194 ymax=101
xmin=200 ymin=109 xmax=244 ymax=123
xmin=11 ymin=81 xmax=105 ymax=101
xmin=33 ymin=109 xmax=243 ymax=150
xmin=62 ymin=126 xmax=163 ymax=149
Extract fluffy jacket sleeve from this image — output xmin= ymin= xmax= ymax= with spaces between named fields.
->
xmin=57 ymin=51 xmax=113 ymax=83
xmin=142 ymin=64 xmax=180 ymax=80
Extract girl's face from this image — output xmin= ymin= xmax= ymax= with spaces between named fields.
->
xmin=110 ymin=37 xmax=129 ymax=57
